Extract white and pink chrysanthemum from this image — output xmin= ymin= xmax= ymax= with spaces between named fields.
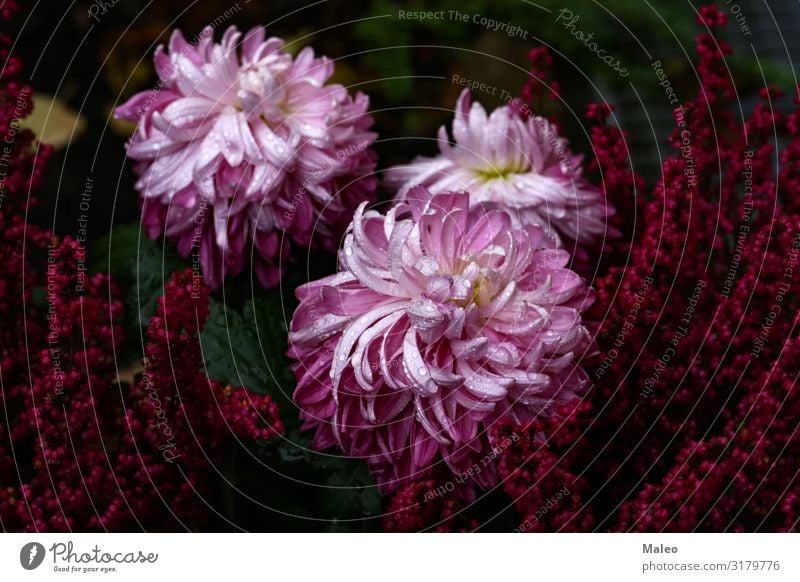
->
xmin=115 ymin=26 xmax=377 ymax=288
xmin=386 ymin=89 xmax=613 ymax=254
xmin=288 ymin=187 xmax=595 ymax=491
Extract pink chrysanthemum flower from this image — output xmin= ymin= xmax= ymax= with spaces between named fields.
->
xmin=115 ymin=26 xmax=377 ymax=288
xmin=386 ymin=89 xmax=612 ymax=253
xmin=288 ymin=187 xmax=595 ymax=491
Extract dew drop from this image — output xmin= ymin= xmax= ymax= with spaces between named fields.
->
xmin=418 ymin=367 xmax=428 ymax=376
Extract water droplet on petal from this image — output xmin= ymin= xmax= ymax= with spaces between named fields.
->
xmin=418 ymin=367 xmax=428 ymax=376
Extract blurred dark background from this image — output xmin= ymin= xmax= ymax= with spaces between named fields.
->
xmin=9 ymin=0 xmax=799 ymax=249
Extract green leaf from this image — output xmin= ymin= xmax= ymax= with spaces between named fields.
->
xmin=92 ymin=224 xmax=186 ymax=325
xmin=199 ymin=290 xmax=296 ymax=420
xmin=31 ymin=286 xmax=47 ymax=309
xmin=319 ymin=457 xmax=383 ymax=524
xmin=91 ymin=224 xmax=187 ymax=363
xmin=255 ymin=430 xmax=382 ymax=530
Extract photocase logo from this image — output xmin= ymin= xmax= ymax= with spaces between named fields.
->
xmin=20 ymin=542 xmax=46 ymax=570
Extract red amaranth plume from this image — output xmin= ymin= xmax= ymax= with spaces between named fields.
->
xmin=382 ymin=478 xmax=479 ymax=532
xmin=0 ymin=5 xmax=282 ymax=529
xmin=584 ymin=101 xmax=644 ymax=259
xmin=582 ymin=7 xmax=800 ymax=519
xmin=491 ymin=402 xmax=595 ymax=532
xmin=0 ymin=267 xmax=283 ymax=531
xmin=517 ymin=46 xmax=560 ymax=121
xmin=616 ymin=334 xmax=800 ymax=532
xmin=503 ymin=5 xmax=800 ymax=531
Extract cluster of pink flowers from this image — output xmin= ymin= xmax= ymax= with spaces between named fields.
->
xmin=116 ymin=26 xmax=377 ymax=288
xmin=2 ymin=4 xmax=610 ymax=531
xmin=113 ymin=21 xmax=611 ymax=499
